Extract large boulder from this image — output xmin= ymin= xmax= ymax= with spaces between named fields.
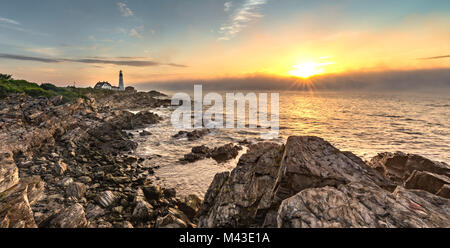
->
xmin=368 ymin=152 xmax=450 ymax=184
xmin=277 ymin=183 xmax=450 ymax=228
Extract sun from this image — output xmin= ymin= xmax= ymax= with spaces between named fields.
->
xmin=289 ymin=62 xmax=323 ymax=78
xmin=288 ymin=59 xmax=335 ymax=78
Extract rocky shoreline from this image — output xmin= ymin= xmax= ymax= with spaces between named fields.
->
xmin=0 ymin=91 xmax=449 ymax=228
xmin=0 ymin=92 xmax=199 ymax=228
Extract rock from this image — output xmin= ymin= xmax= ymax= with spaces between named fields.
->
xmin=132 ymin=200 xmax=154 ymax=221
xmin=66 ymin=182 xmax=87 ymax=199
xmin=181 ymin=143 xmax=242 ymax=164
xmin=54 ymin=160 xmax=67 ymax=176
xmin=198 ymin=172 xmax=230 ymax=218
xmin=97 ymin=191 xmax=117 ymax=208
xmin=210 ymin=144 xmax=242 ymax=163
xmin=198 ymin=142 xmax=283 ymax=228
xmin=142 ymin=185 xmax=162 ymax=201
xmin=198 ymin=136 xmax=395 ymax=228
xmin=182 ymin=153 xmax=207 ymax=163
xmin=156 ymin=208 xmax=193 ymax=228
xmin=192 ymin=145 xmax=211 ymax=155
xmin=0 ymin=176 xmax=45 ymax=228
xmin=78 ymin=176 xmax=92 ymax=184
xmin=173 ymin=129 xmax=210 ymax=141
xmin=178 ymin=194 xmax=202 ymax=220
xmin=48 ymin=204 xmax=87 ymax=228
xmin=140 ymin=130 xmax=152 ymax=136
xmin=277 ymin=183 xmax=450 ymax=228
xmin=271 ymin=137 xmax=394 ymax=207
xmin=163 ymin=188 xmax=177 ymax=198
xmin=113 ymin=206 xmax=124 ymax=214
xmin=368 ymin=152 xmax=450 ymax=184
xmin=58 ymin=177 xmax=73 ymax=187
xmin=85 ymin=204 xmax=105 ymax=220
xmin=0 ymin=152 xmax=19 ymax=193
xmin=436 ymin=184 xmax=450 ymax=199
xmin=121 ymin=221 xmax=134 ymax=228
xmin=404 ymin=170 xmax=450 ymax=197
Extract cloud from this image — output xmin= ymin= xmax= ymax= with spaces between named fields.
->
xmin=218 ymin=0 xmax=267 ymax=41
xmin=418 ymin=55 xmax=450 ymax=60
xmin=0 ymin=17 xmax=20 ymax=25
xmin=25 ymin=47 xmax=60 ymax=57
xmin=129 ymin=28 xmax=142 ymax=39
xmin=224 ymin=1 xmax=233 ymax=12
xmin=166 ymin=63 xmax=188 ymax=68
xmin=0 ymin=17 xmax=48 ymax=36
xmin=117 ymin=2 xmax=134 ymax=17
xmin=0 ymin=53 xmax=60 ymax=63
xmin=0 ymin=53 xmax=187 ymax=67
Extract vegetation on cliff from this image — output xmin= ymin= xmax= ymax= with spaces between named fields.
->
xmin=0 ymin=73 xmax=115 ymax=103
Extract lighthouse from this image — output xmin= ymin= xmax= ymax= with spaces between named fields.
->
xmin=118 ymin=70 xmax=125 ymax=91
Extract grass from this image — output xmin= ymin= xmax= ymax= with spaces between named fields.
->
xmin=0 ymin=73 xmax=115 ymax=104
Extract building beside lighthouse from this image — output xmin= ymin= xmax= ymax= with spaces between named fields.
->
xmin=93 ymin=70 xmax=125 ymax=91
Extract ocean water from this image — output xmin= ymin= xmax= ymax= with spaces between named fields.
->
xmin=131 ymin=91 xmax=450 ymax=198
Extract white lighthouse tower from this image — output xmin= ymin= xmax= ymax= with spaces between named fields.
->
xmin=118 ymin=70 xmax=125 ymax=91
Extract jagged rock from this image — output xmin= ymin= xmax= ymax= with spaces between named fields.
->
xmin=156 ymin=208 xmax=193 ymax=228
xmin=210 ymin=144 xmax=242 ymax=163
xmin=198 ymin=172 xmax=230 ymax=218
xmin=272 ymin=137 xmax=394 ymax=205
xmin=277 ymin=183 xmax=450 ymax=228
xmin=181 ymin=143 xmax=242 ymax=164
xmin=0 ymin=152 xmax=19 ymax=193
xmin=140 ymin=130 xmax=152 ymax=136
xmin=163 ymin=188 xmax=177 ymax=198
xmin=173 ymin=129 xmax=210 ymax=141
xmin=132 ymin=200 xmax=154 ymax=221
xmin=368 ymin=152 xmax=450 ymax=184
xmin=198 ymin=142 xmax=283 ymax=228
xmin=182 ymin=153 xmax=207 ymax=163
xmin=0 ymin=176 xmax=45 ymax=228
xmin=121 ymin=221 xmax=134 ymax=228
xmin=85 ymin=204 xmax=105 ymax=220
xmin=404 ymin=170 xmax=450 ymax=197
xmin=54 ymin=160 xmax=67 ymax=176
xmin=48 ymin=204 xmax=87 ymax=228
xmin=177 ymin=194 xmax=202 ymax=220
xmin=66 ymin=182 xmax=87 ymax=199
xmin=192 ymin=145 xmax=211 ymax=155
xmin=198 ymin=136 xmax=395 ymax=228
xmin=97 ymin=191 xmax=117 ymax=208
xmin=142 ymin=185 xmax=162 ymax=201
xmin=57 ymin=177 xmax=73 ymax=187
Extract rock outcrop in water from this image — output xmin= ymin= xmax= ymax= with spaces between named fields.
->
xmin=0 ymin=92 xmax=198 ymax=228
xmin=180 ymin=144 xmax=243 ymax=164
xmin=198 ymin=136 xmax=450 ymax=228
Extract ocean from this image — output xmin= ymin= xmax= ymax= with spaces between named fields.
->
xmin=131 ymin=90 xmax=450 ymax=198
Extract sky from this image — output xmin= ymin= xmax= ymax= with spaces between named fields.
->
xmin=0 ymin=0 xmax=449 ymax=89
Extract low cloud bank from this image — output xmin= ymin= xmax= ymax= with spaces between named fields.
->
xmin=137 ymin=68 xmax=450 ymax=92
